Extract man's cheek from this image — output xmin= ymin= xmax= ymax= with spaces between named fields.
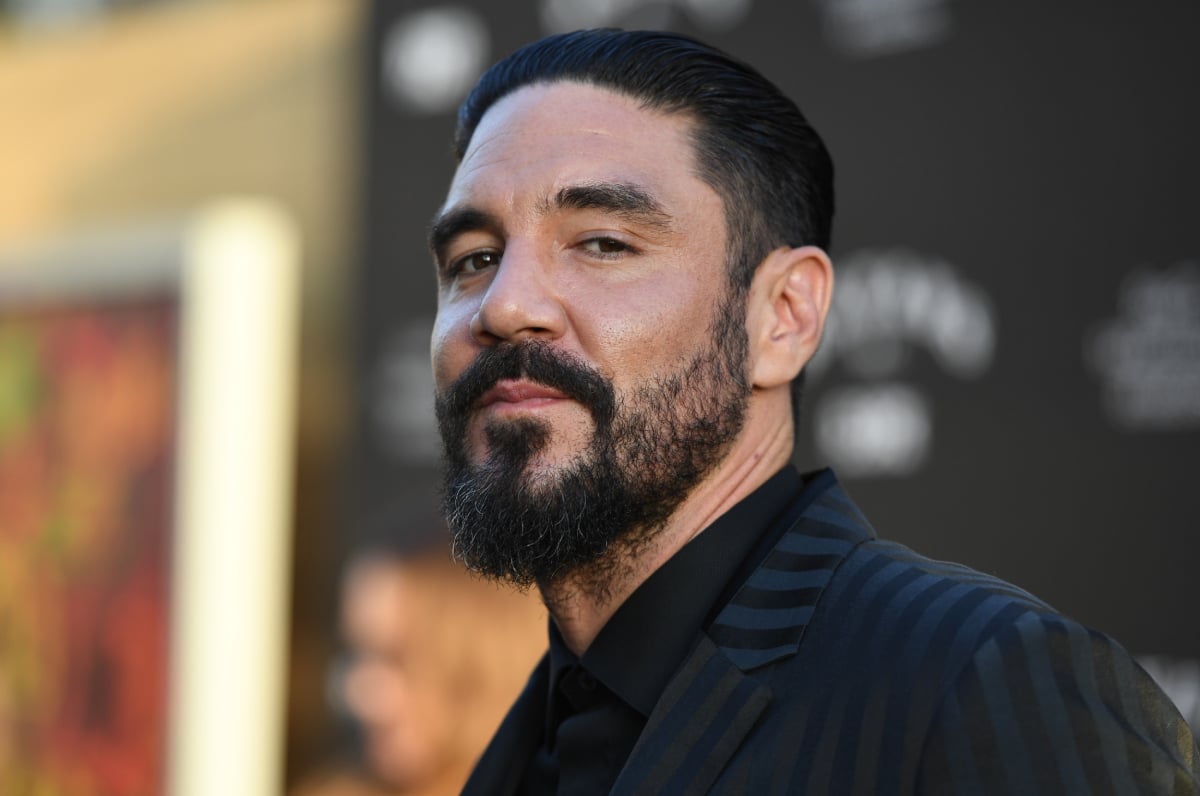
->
xmin=431 ymin=343 xmax=466 ymax=396
xmin=430 ymin=308 xmax=474 ymax=389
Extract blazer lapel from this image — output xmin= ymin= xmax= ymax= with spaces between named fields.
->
xmin=708 ymin=478 xmax=874 ymax=671
xmin=461 ymin=653 xmax=550 ymax=796
xmin=611 ymin=634 xmax=771 ymax=796
xmin=612 ymin=476 xmax=875 ymax=794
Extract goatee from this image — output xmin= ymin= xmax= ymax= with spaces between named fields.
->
xmin=435 ymin=295 xmax=750 ymax=597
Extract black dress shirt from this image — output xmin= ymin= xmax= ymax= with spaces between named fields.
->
xmin=518 ymin=466 xmax=833 ymax=795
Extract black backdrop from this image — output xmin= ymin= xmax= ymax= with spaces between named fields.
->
xmin=353 ymin=0 xmax=1199 ymax=717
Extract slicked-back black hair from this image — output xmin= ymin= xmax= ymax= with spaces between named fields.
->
xmin=453 ymin=28 xmax=835 ymax=421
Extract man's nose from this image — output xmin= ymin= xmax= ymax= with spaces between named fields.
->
xmin=469 ymin=243 xmax=566 ymax=346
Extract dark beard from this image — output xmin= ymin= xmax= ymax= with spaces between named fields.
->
xmin=435 ymin=292 xmax=750 ymax=596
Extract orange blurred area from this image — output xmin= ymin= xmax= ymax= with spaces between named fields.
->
xmin=294 ymin=549 xmax=546 ymax=796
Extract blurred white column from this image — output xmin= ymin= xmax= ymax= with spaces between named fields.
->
xmin=169 ymin=199 xmax=300 ymax=796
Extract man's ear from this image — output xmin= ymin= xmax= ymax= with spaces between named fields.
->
xmin=746 ymin=245 xmax=834 ymax=390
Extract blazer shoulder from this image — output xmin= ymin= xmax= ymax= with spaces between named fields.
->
xmin=839 ymin=540 xmax=1200 ymax=792
xmin=710 ymin=476 xmax=1051 ymax=674
xmin=814 ymin=536 xmax=1060 ymax=675
xmin=917 ymin=608 xmax=1200 ymax=792
xmin=853 ymin=536 xmax=1054 ymax=612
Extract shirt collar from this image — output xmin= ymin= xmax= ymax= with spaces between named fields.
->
xmin=576 ymin=465 xmax=807 ymax=716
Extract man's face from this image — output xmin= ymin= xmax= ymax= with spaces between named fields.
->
xmin=430 ymin=81 xmax=750 ymax=588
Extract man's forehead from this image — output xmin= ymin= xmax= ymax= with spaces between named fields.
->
xmin=459 ymin=84 xmax=693 ymax=169
xmin=468 ymin=80 xmax=671 ymax=140
xmin=442 ymin=82 xmax=707 ymax=216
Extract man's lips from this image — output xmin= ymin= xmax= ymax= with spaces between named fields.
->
xmin=477 ymin=379 xmax=571 ymax=411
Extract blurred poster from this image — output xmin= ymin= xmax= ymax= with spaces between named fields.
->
xmin=0 ymin=297 xmax=177 ymax=795
xmin=0 ymin=200 xmax=299 ymax=795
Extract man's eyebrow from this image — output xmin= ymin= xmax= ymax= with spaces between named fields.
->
xmin=549 ymin=182 xmax=673 ymax=230
xmin=428 ymin=206 xmax=499 ymax=264
xmin=428 ymin=183 xmax=671 ymax=263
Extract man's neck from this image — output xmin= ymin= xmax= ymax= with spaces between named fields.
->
xmin=542 ymin=400 xmax=794 ymax=656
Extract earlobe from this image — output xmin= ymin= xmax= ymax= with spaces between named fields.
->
xmin=748 ymin=245 xmax=833 ymax=389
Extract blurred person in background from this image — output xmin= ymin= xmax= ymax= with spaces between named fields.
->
xmin=293 ymin=535 xmax=545 ymax=796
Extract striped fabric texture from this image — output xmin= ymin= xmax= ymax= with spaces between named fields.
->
xmin=467 ymin=477 xmax=1200 ymax=795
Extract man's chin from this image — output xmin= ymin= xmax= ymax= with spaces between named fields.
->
xmin=524 ymin=445 xmax=591 ymax=474
xmin=472 ymin=422 xmax=590 ymax=475
xmin=474 ymin=454 xmax=588 ymax=497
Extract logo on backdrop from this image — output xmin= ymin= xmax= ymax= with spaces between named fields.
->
xmin=809 ymin=247 xmax=995 ymax=477
xmin=1086 ymin=260 xmax=1200 ymax=431
xmin=540 ymin=0 xmax=752 ymax=33
xmin=815 ymin=0 xmax=953 ymax=58
xmin=382 ymin=7 xmax=491 ymax=114
xmin=371 ymin=317 xmax=441 ymax=464
xmin=381 ymin=1 xmax=756 ymax=115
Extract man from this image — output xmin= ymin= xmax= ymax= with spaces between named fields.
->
xmin=428 ymin=28 xmax=1199 ymax=794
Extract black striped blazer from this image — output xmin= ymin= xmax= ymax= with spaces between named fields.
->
xmin=463 ymin=477 xmax=1200 ymax=794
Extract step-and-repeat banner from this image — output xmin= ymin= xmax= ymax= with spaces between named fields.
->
xmin=354 ymin=0 xmax=1200 ymax=723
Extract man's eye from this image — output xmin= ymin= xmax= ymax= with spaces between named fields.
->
xmin=581 ymin=237 xmax=631 ymax=256
xmin=451 ymin=250 xmax=501 ymax=274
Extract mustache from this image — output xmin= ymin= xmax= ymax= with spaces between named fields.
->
xmin=436 ymin=341 xmax=616 ymax=427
